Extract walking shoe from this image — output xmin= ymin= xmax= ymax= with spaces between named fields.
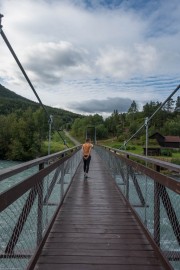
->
xmin=84 ymin=172 xmax=86 ymax=178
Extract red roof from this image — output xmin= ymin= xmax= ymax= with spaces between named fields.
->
xmin=164 ymin=136 xmax=180 ymax=143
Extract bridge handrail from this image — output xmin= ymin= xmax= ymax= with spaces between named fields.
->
xmin=0 ymin=150 xmax=79 ymax=212
xmin=101 ymin=145 xmax=180 ymax=173
xmin=100 ymin=146 xmax=180 ymax=194
xmin=0 ymin=146 xmax=81 ymax=182
xmin=0 ymin=146 xmax=82 ymax=270
xmin=95 ymin=145 xmax=180 ymax=269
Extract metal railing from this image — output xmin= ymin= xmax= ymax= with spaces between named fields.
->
xmin=1 ymin=145 xmax=179 ymax=269
xmin=0 ymin=146 xmax=82 ymax=270
xmin=95 ymin=145 xmax=180 ymax=270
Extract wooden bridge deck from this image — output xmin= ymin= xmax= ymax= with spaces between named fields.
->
xmin=34 ymin=150 xmax=166 ymax=270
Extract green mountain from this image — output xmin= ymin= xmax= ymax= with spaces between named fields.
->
xmin=0 ymin=83 xmax=82 ymax=123
xmin=0 ymin=84 xmax=84 ymax=160
xmin=0 ymin=83 xmax=32 ymax=100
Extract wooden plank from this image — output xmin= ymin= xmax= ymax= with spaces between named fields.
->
xmin=45 ymin=237 xmax=148 ymax=244
xmin=49 ymin=228 xmax=141 ymax=234
xmin=52 ymin=224 xmax=140 ymax=229
xmin=47 ymin=232 xmax=145 ymax=239
xmin=36 ymin=255 xmax=162 ymax=265
xmin=43 ymin=242 xmax=153 ymax=250
xmin=35 ymin=264 xmax=164 ymax=270
xmin=34 ymin=151 xmax=167 ymax=270
xmin=53 ymin=220 xmax=138 ymax=225
xmin=41 ymin=249 xmax=157 ymax=257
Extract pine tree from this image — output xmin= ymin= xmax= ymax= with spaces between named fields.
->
xmin=164 ymin=98 xmax=175 ymax=112
xmin=175 ymin=96 xmax=180 ymax=112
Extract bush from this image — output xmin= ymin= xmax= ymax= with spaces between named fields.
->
xmin=118 ymin=135 xmax=126 ymax=142
xmin=160 ymin=148 xmax=172 ymax=157
xmin=171 ymin=158 xmax=180 ymax=165
xmin=118 ymin=145 xmax=136 ymax=151
xmin=126 ymin=145 xmax=136 ymax=151
xmin=111 ymin=144 xmax=121 ymax=149
xmin=171 ymin=148 xmax=180 ymax=153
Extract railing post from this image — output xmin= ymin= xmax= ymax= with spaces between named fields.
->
xmin=39 ymin=163 xmax=44 ymax=171
xmin=126 ymin=170 xmax=129 ymax=200
xmin=126 ymin=155 xmax=129 ymax=200
xmin=154 ymin=165 xmax=161 ymax=247
xmin=37 ymin=163 xmax=44 ymax=245
xmin=61 ymin=163 xmax=64 ymax=199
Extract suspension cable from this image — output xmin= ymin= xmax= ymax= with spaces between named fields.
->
xmin=148 ymin=84 xmax=180 ymax=123
xmin=0 ymin=14 xmax=68 ymax=147
xmin=121 ymin=84 xmax=180 ymax=148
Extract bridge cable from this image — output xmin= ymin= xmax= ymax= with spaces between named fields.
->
xmin=0 ymin=14 xmax=69 ymax=148
xmin=122 ymin=84 xmax=180 ymax=148
xmin=120 ymin=84 xmax=179 ymax=224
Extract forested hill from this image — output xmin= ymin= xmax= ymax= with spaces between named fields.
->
xmin=0 ymin=83 xmax=32 ymax=101
xmin=0 ymin=83 xmax=81 ymax=121
xmin=0 ymin=84 xmax=83 ymax=160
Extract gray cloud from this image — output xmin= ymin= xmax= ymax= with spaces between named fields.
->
xmin=1 ymin=0 xmax=180 ymax=113
xmin=70 ymin=97 xmax=132 ymax=113
xmin=23 ymin=41 xmax=90 ymax=84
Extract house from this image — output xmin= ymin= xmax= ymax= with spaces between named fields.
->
xmin=143 ymin=147 xmax=161 ymax=156
xmin=149 ymin=132 xmax=180 ymax=149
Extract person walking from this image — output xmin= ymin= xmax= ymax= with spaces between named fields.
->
xmin=82 ymin=138 xmax=93 ymax=178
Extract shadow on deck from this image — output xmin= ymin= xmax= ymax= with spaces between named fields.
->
xmin=34 ymin=150 xmax=165 ymax=270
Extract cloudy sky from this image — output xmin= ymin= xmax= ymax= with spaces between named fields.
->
xmin=0 ymin=0 xmax=179 ymax=116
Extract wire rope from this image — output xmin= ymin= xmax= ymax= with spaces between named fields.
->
xmin=0 ymin=14 xmax=68 ymax=148
xmin=121 ymin=84 xmax=180 ymax=148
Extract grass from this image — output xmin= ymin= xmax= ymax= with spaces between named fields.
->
xmin=41 ymin=131 xmax=75 ymax=156
xmin=99 ymin=139 xmax=143 ymax=154
xmin=44 ymin=133 xmax=180 ymax=165
xmin=98 ymin=138 xmax=180 ymax=164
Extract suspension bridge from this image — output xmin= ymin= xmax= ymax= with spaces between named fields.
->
xmin=0 ymin=145 xmax=179 ymax=270
xmin=0 ymin=13 xmax=180 ymax=270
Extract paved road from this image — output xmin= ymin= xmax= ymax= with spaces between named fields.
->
xmin=64 ymin=130 xmax=81 ymax=146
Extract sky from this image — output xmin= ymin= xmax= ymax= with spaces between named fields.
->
xmin=0 ymin=0 xmax=180 ymax=117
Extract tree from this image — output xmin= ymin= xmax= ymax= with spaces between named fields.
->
xmin=162 ymin=115 xmax=180 ymax=136
xmin=163 ymin=98 xmax=175 ymax=112
xmin=7 ymin=108 xmax=43 ymax=160
xmin=128 ymin=100 xmax=138 ymax=114
xmin=175 ymin=96 xmax=180 ymax=112
xmin=143 ymin=101 xmax=160 ymax=117
xmin=0 ymin=107 xmax=49 ymax=160
xmin=129 ymin=122 xmax=139 ymax=136
xmin=105 ymin=110 xmax=121 ymax=138
xmin=127 ymin=100 xmax=138 ymax=121
xmin=0 ymin=114 xmax=17 ymax=159
xmin=96 ymin=124 xmax=108 ymax=139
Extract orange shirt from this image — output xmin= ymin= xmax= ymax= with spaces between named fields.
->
xmin=82 ymin=143 xmax=92 ymax=156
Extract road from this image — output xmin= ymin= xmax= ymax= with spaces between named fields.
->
xmin=64 ymin=130 xmax=81 ymax=146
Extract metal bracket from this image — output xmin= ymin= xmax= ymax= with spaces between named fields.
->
xmin=0 ymin=14 xmax=3 ymax=31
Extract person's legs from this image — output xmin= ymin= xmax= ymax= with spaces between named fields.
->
xmin=85 ymin=156 xmax=91 ymax=174
xmin=83 ymin=158 xmax=87 ymax=173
